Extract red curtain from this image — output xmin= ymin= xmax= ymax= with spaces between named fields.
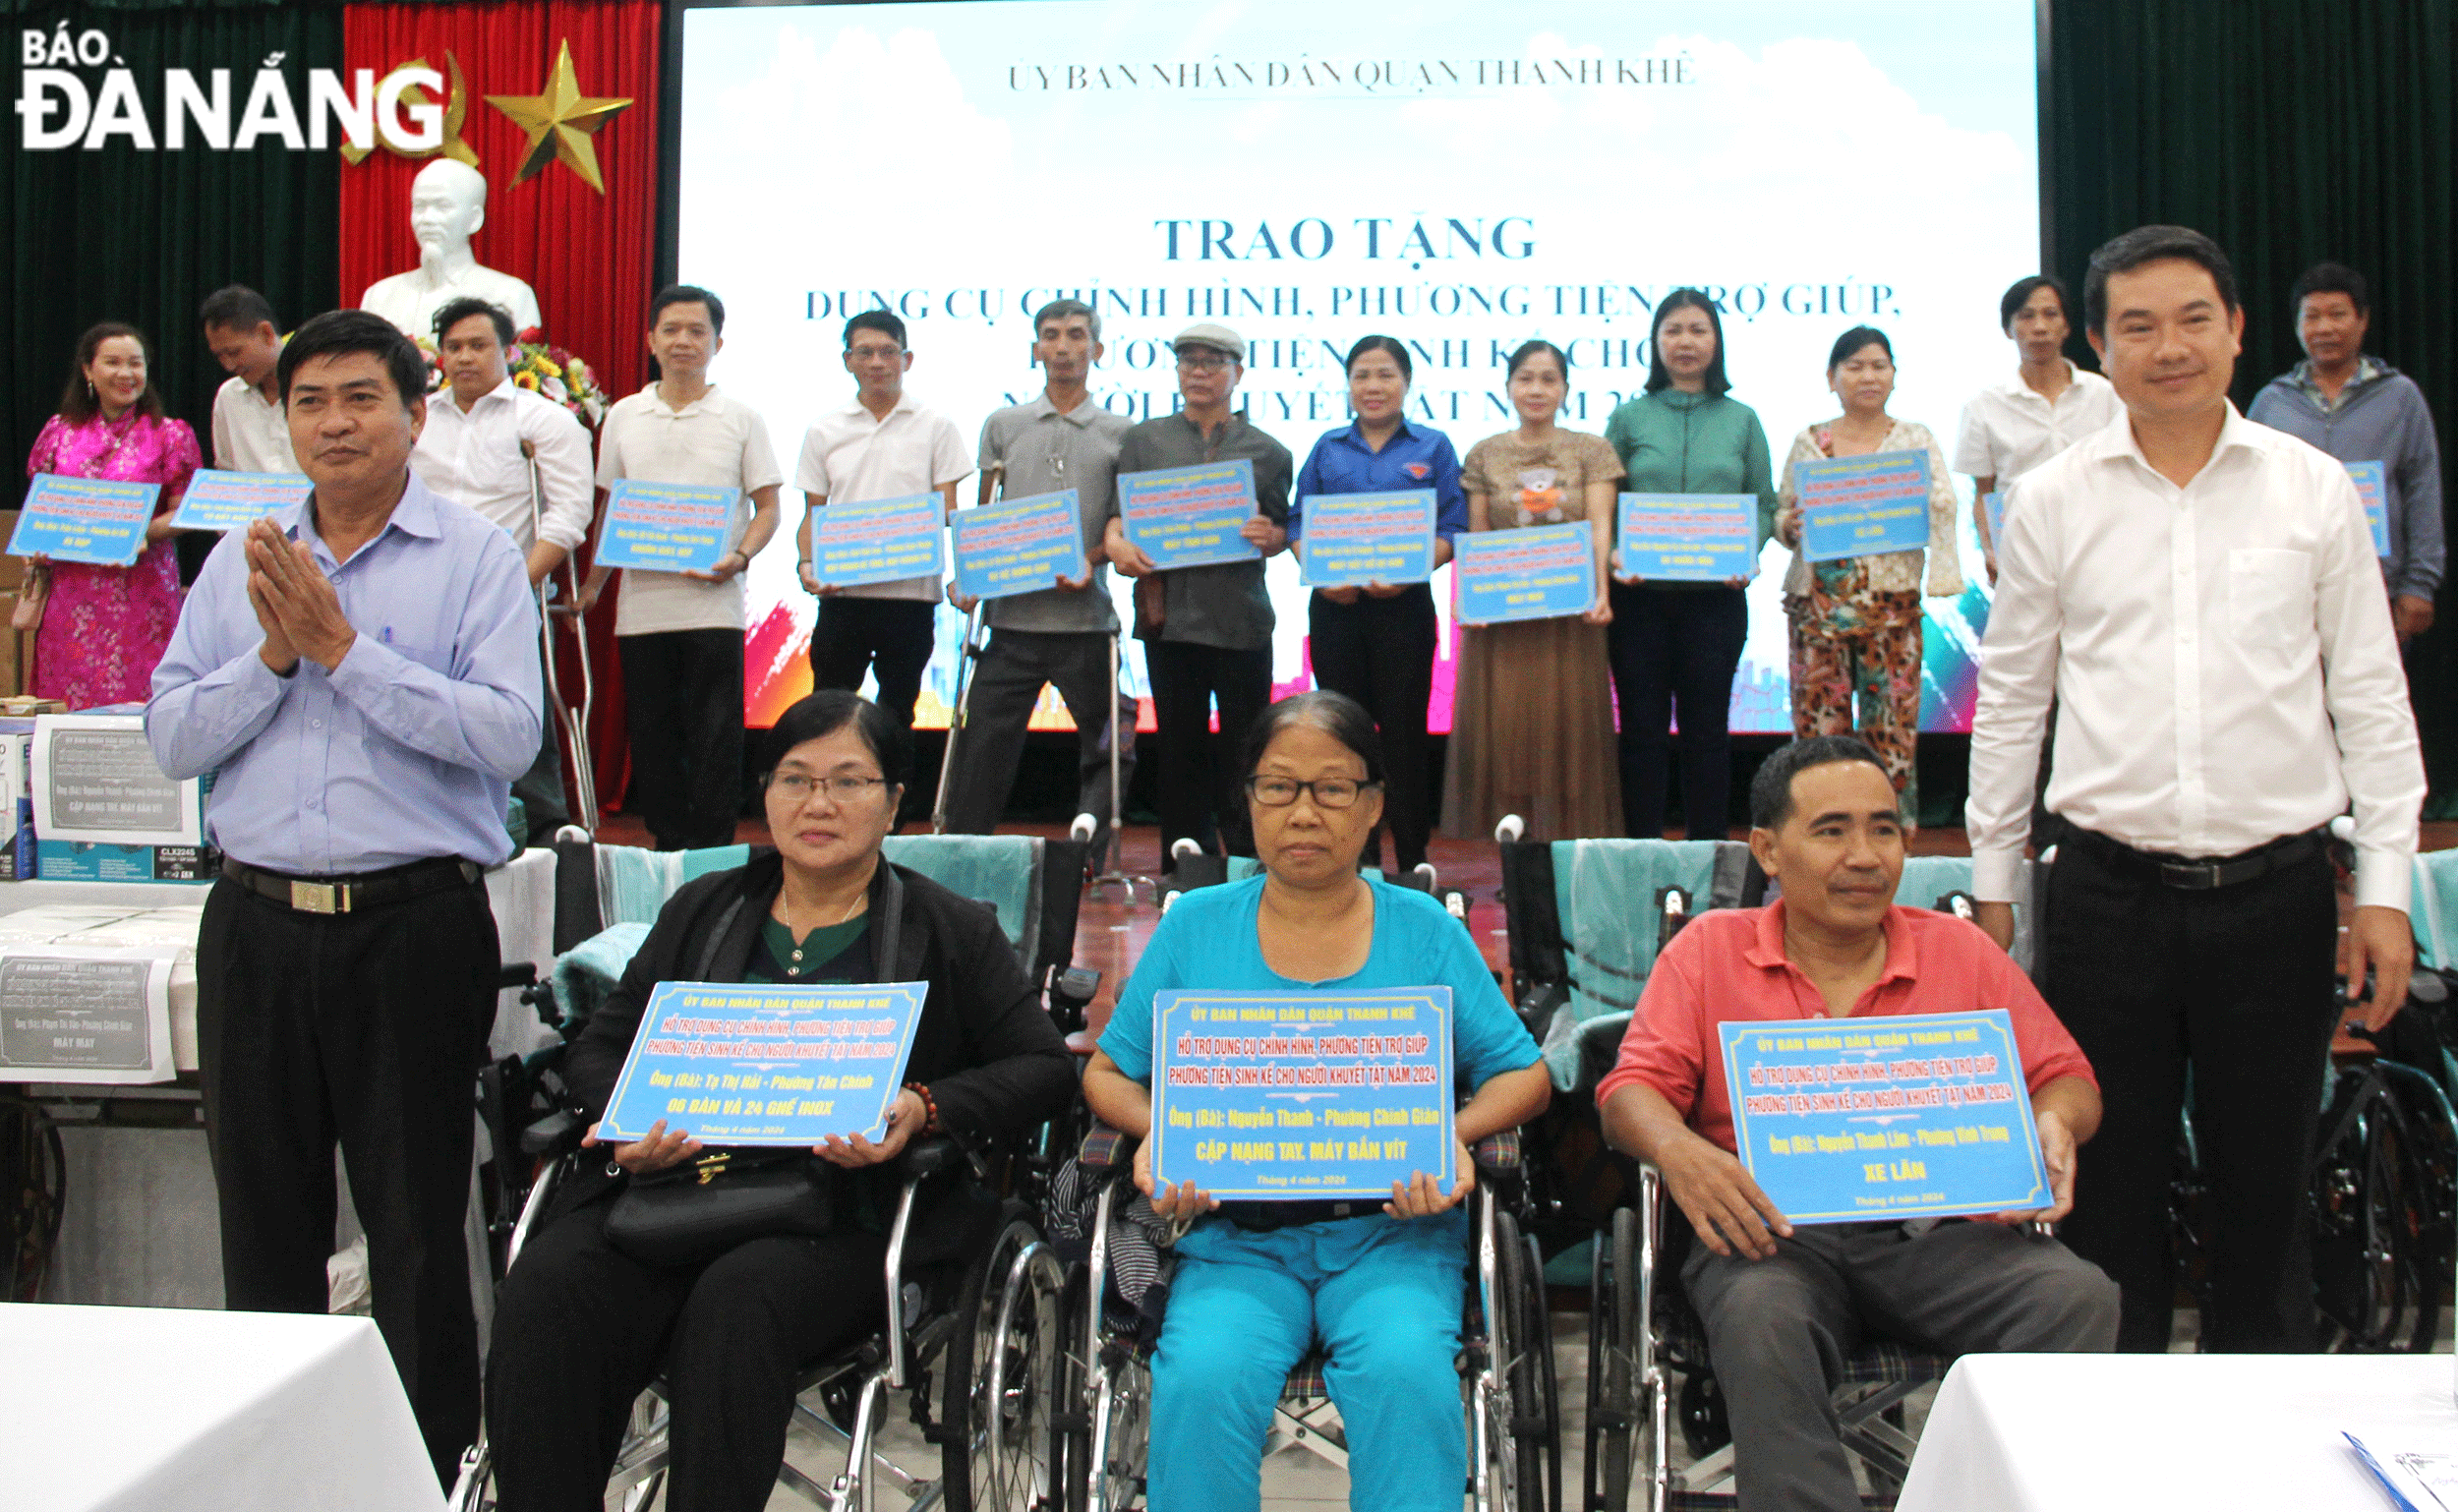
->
xmin=338 ymin=0 xmax=661 ymax=818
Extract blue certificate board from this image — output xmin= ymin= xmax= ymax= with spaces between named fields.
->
xmin=1982 ymin=491 xmax=2009 ymax=549
xmin=597 ymin=980 xmax=927 ymax=1146
xmin=1118 ymin=459 xmax=1260 ymax=571
xmin=596 ymin=480 xmax=739 ymax=572
xmin=1617 ymin=493 xmax=1756 ymax=581
xmin=9 ymin=475 xmax=158 ymax=565
xmin=952 ymin=489 xmax=1084 ymax=601
xmin=1452 ymin=522 xmax=1595 ymax=624
xmin=1150 ymin=986 xmax=1455 ymax=1199
xmin=814 ymin=493 xmax=947 ymax=588
xmin=1720 ymin=1010 xmax=2048 ymax=1224
xmin=2347 ymin=461 xmax=2391 ymax=557
xmin=1298 ymin=491 xmax=1437 ymax=588
xmin=1794 ymin=451 xmax=1931 ymax=563
xmin=170 ymin=470 xmax=311 ymax=532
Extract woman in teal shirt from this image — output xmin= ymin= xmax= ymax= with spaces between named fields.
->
xmin=1083 ymin=691 xmax=1549 ymax=1512
xmin=1603 ymin=289 xmax=1778 ymax=840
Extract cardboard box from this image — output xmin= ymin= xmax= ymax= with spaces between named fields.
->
xmin=32 ymin=840 xmax=219 ymax=884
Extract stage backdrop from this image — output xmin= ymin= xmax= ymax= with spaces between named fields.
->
xmin=338 ymin=0 xmax=662 ymax=806
xmin=673 ymin=0 xmax=2039 ymax=733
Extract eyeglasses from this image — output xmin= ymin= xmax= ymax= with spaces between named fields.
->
xmin=1246 ymin=776 xmax=1378 ymax=809
xmin=1176 ymin=351 xmax=1235 ymax=373
xmin=764 ymin=772 xmax=891 ymax=803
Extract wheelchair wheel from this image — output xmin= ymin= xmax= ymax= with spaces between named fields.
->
xmin=1048 ymin=1268 xmax=1093 ymax=1512
xmin=2313 ymin=1067 xmax=2438 ymax=1354
xmin=1520 ymin=1232 xmax=1562 ymax=1512
xmin=1481 ymin=1208 xmax=1546 ymax=1512
xmin=943 ymin=1211 xmax=1062 ymax=1512
xmin=1585 ymin=1206 xmax=1638 ymax=1512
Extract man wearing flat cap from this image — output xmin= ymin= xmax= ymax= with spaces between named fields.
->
xmin=1105 ymin=322 xmax=1293 ymax=864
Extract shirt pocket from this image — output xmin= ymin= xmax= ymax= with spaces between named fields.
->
xmin=2226 ymin=548 xmax=2314 ymax=651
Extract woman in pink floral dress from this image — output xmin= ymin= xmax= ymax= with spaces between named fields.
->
xmin=23 ymin=322 xmax=201 ymax=708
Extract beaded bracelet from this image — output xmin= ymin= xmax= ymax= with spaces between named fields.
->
xmin=904 ymin=1081 xmax=940 ymax=1135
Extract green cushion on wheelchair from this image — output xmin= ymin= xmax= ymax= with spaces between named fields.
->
xmin=1552 ymin=840 xmax=1725 ymax=1022
xmin=881 ymin=834 xmax=1039 ymax=955
xmin=595 ymin=844 xmax=753 ymax=928
xmin=2413 ymin=850 xmax=2458 ymax=970
xmin=1896 ymin=854 xmax=1977 ymax=912
xmin=550 ymin=921 xmax=653 ymax=1021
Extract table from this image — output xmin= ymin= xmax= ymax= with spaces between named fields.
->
xmin=1897 ymin=1352 xmax=2458 ymax=1510
xmin=0 ymin=1303 xmax=444 ymax=1512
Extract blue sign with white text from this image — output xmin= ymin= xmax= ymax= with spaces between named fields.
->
xmin=1720 ymin=1009 xmax=2048 ymax=1224
xmin=1298 ymin=490 xmax=1437 ymax=588
xmin=597 ymin=980 xmax=926 ymax=1146
xmin=1617 ymin=493 xmax=1756 ymax=581
xmin=1118 ymin=460 xmax=1260 ymax=571
xmin=9 ymin=475 xmax=157 ymax=565
xmin=952 ymin=489 xmax=1084 ymax=601
xmin=596 ymin=480 xmax=739 ymax=573
xmin=1150 ymin=987 xmax=1455 ymax=1200
xmin=1795 ymin=451 xmax=1931 ymax=563
xmin=170 ymin=470 xmax=312 ymax=532
xmin=1452 ymin=521 xmax=1595 ymax=624
xmin=814 ymin=494 xmax=948 ymax=588
xmin=2347 ymin=461 xmax=2391 ymax=557
xmin=1982 ymin=490 xmax=2009 ymax=551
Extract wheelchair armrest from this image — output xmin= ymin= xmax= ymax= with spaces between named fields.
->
xmin=1079 ymin=1119 xmax=1140 ymax=1171
xmin=1515 ymin=980 xmax=1568 ymax=1034
xmin=901 ymin=1136 xmax=965 ymax=1183
xmin=497 ymin=960 xmax=539 ymax=991
xmin=1470 ymin=1127 xmax=1522 ymax=1176
xmin=519 ymin=1107 xmax=583 ymax=1159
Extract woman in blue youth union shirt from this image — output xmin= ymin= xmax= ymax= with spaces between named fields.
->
xmin=1083 ymin=691 xmax=1550 ymax=1512
xmin=1290 ymin=336 xmax=1468 ymax=879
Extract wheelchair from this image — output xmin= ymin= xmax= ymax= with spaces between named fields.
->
xmin=1044 ymin=1122 xmax=1558 ymax=1512
xmin=452 ymin=831 xmax=1101 ymax=1510
xmin=1156 ymin=841 xmax=1471 ymax=923
xmin=1494 ymin=835 xmax=2027 ymax=1511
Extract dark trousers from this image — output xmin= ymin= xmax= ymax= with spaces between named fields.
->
xmin=1146 ymin=638 xmax=1273 ymax=861
xmin=512 ymin=645 xmax=570 ymax=843
xmin=811 ymin=597 xmax=937 ymax=731
xmin=943 ymin=627 xmax=1136 ymax=864
xmin=1307 ymin=587 xmax=1437 ymax=871
xmin=1684 ymin=1219 xmax=2118 ymax=1512
xmin=619 ymin=629 xmax=744 ymax=851
xmin=196 ymin=873 xmax=500 ymax=1485
xmin=487 ymin=1197 xmax=888 ymax=1512
xmin=2041 ymin=831 xmax=2339 ymax=1352
xmin=1607 ymin=582 xmax=1748 ymax=840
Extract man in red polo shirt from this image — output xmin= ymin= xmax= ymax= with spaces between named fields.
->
xmin=1599 ymin=735 xmax=2117 ymax=1512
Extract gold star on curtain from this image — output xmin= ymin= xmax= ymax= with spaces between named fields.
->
xmin=484 ymin=39 xmax=633 ymax=194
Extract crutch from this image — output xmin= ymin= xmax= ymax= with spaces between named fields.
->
xmin=930 ymin=461 xmax=1000 ymax=833
xmin=522 ymin=440 xmax=598 ymax=835
xmin=1083 ymin=625 xmax=1153 ymax=906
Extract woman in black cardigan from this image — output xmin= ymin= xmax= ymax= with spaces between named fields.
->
xmin=486 ymin=691 xmax=1077 ymax=1512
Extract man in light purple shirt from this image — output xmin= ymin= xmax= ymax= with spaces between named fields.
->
xmin=146 ymin=309 xmax=541 ymax=1486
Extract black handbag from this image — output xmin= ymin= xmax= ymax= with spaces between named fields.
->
xmin=604 ymin=1147 xmax=836 ymax=1268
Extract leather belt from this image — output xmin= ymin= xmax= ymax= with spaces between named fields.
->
xmin=221 ymin=856 xmax=483 ymax=915
xmin=2064 ymin=826 xmax=2327 ymax=892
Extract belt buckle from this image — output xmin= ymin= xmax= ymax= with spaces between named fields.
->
xmin=289 ymin=879 xmax=347 ymax=914
xmin=2159 ymin=860 xmax=2222 ymax=891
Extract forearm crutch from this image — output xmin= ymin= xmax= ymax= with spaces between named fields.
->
xmin=930 ymin=461 xmax=1002 ymax=833
xmin=523 ymin=441 xmax=598 ymax=835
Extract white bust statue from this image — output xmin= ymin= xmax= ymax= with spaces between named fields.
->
xmin=360 ymin=159 xmax=544 ymax=343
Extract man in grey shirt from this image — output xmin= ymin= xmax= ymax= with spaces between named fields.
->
xmin=944 ymin=299 xmax=1138 ymax=867
xmin=2249 ymin=261 xmax=2444 ymax=644
xmin=1105 ymin=321 xmax=1293 ymax=862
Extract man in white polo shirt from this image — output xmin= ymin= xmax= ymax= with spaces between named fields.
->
xmin=1953 ymin=273 xmax=2122 ymax=580
xmin=580 ymin=285 xmax=785 ymax=850
xmin=794 ymin=310 xmax=971 ymax=804
xmin=411 ymin=297 xmax=594 ymax=841
xmin=1968 ymin=225 xmax=2424 ymax=1355
xmin=202 ymin=283 xmax=296 ymax=476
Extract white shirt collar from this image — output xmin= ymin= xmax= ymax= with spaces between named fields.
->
xmin=2095 ymin=399 xmax=2262 ymax=478
xmin=1993 ymin=359 xmax=2084 ymax=401
xmin=840 ymin=391 xmax=918 ymax=423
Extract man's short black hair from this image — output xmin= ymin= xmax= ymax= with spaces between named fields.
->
xmin=1998 ymin=274 xmax=2074 ymax=333
xmin=276 ymin=309 xmax=429 ymax=408
xmin=769 ymin=689 xmax=911 ymax=790
xmin=2289 ymin=261 xmax=2370 ymax=318
xmin=199 ymin=284 xmax=277 ymax=334
xmin=1749 ymin=735 xmax=1895 ymax=830
xmin=650 ymin=284 xmax=726 ymax=335
xmin=845 ymin=310 xmax=906 ymax=350
xmin=2083 ymin=224 xmax=2238 ymax=335
xmin=434 ymin=297 xmax=516 ymax=349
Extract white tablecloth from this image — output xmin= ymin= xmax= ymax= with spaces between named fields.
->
xmin=1898 ymin=1352 xmax=2458 ymax=1510
xmin=0 ymin=1303 xmax=444 ymax=1512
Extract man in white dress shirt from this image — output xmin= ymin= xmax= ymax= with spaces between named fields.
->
xmin=1952 ymin=273 xmax=2122 ymax=580
xmin=410 ymin=297 xmax=594 ymax=839
xmin=201 ymin=284 xmax=296 ymax=475
xmin=1967 ymin=225 xmax=2425 ymax=1353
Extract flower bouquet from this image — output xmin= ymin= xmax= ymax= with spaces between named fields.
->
xmin=413 ymin=328 xmax=612 ymax=428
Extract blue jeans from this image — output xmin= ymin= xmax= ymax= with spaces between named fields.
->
xmin=1150 ymin=1214 xmax=1467 ymax=1512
